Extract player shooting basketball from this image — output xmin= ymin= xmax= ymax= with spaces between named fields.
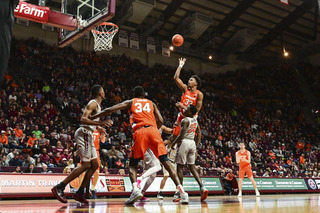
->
xmin=172 ymin=58 xmax=203 ymax=140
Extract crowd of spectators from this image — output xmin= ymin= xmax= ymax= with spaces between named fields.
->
xmin=0 ymin=38 xmax=319 ymax=179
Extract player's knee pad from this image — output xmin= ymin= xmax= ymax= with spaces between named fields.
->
xmin=129 ymin=157 xmax=140 ymax=167
xmin=159 ymin=154 xmax=169 ymax=163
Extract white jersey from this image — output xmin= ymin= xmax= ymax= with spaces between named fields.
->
xmin=183 ymin=117 xmax=197 ymax=140
xmin=80 ymin=99 xmax=101 ymax=132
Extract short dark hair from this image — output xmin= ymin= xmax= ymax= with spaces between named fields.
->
xmin=189 ymin=104 xmax=198 ymax=115
xmin=91 ymin=85 xmax=102 ymax=97
xmin=133 ymin=86 xmax=145 ymax=98
xmin=192 ymin=75 xmax=201 ymax=87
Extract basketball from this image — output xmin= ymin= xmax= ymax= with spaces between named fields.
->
xmin=172 ymin=34 xmax=184 ymax=47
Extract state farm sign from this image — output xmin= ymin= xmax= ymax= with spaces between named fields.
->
xmin=14 ymin=2 xmax=49 ymax=23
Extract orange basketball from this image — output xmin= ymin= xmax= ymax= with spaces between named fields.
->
xmin=172 ymin=34 xmax=184 ymax=47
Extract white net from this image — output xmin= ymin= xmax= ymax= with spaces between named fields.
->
xmin=91 ymin=23 xmax=118 ymax=51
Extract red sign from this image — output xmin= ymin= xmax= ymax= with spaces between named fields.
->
xmin=14 ymin=2 xmax=49 ymax=23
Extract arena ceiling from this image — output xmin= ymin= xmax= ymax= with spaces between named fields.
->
xmin=43 ymin=0 xmax=320 ymax=64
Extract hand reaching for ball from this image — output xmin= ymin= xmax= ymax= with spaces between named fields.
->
xmin=179 ymin=58 xmax=186 ymax=67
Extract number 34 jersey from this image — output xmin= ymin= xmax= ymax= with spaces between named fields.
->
xmin=129 ymin=98 xmax=157 ymax=132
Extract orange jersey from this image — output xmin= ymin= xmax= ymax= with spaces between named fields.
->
xmin=129 ymin=98 xmax=157 ymax=132
xmin=93 ymin=130 xmax=100 ymax=151
xmin=180 ymin=89 xmax=200 ymax=114
xmin=237 ymin=149 xmax=251 ymax=169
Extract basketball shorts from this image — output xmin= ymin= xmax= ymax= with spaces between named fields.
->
xmin=175 ymin=139 xmax=196 ymax=165
xmin=144 ymin=148 xmax=161 ymax=170
xmin=173 ymin=113 xmax=185 ymax=136
xmin=75 ymin=127 xmax=97 ymax=163
xmin=131 ymin=126 xmax=167 ymax=160
xmin=239 ymin=165 xmax=253 ymax=179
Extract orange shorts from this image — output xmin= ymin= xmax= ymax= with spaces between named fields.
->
xmin=173 ymin=113 xmax=185 ymax=136
xmin=131 ymin=126 xmax=167 ymax=160
xmin=239 ymin=165 xmax=253 ymax=179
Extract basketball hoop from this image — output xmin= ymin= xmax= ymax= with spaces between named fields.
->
xmin=91 ymin=22 xmax=119 ymax=51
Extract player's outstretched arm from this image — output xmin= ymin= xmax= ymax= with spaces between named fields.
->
xmin=161 ymin=125 xmax=173 ymax=134
xmin=81 ymin=102 xmax=112 ymax=127
xmin=153 ymin=103 xmax=164 ymax=129
xmin=174 ymin=58 xmax=188 ymax=92
xmin=172 ymin=118 xmax=189 ymax=147
xmin=91 ymin=100 xmax=133 ymax=120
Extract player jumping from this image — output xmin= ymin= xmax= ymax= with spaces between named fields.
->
xmin=172 ymin=58 xmax=203 ymax=142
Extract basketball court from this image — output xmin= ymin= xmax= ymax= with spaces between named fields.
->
xmin=3 ymin=1 xmax=320 ymax=213
xmin=1 ymin=194 xmax=319 ymax=213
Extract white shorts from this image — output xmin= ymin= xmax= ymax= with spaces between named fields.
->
xmin=144 ymin=148 xmax=161 ymax=170
xmin=175 ymin=139 xmax=196 ymax=165
xmin=75 ymin=127 xmax=97 ymax=163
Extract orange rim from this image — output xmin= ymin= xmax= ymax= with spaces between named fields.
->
xmin=91 ymin=22 xmax=119 ymax=35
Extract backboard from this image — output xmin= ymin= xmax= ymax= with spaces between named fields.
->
xmin=58 ymin=0 xmax=116 ymax=47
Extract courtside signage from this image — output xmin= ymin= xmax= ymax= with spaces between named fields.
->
xmin=0 ymin=174 xmax=70 ymax=194
xmin=238 ymin=178 xmax=307 ymax=190
xmin=121 ymin=177 xmax=223 ymax=193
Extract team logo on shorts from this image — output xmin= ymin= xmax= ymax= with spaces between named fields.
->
xmin=308 ymin=179 xmax=317 ymax=190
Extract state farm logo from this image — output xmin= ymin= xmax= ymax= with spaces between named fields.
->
xmin=308 ymin=179 xmax=317 ymax=190
xmin=14 ymin=3 xmax=46 ymax=18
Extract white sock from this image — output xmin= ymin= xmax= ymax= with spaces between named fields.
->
xmin=159 ymin=189 xmax=163 ymax=192
xmin=238 ymin=190 xmax=242 ymax=194
xmin=132 ymin=182 xmax=139 ymax=191
xmin=177 ymin=184 xmax=185 ymax=194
